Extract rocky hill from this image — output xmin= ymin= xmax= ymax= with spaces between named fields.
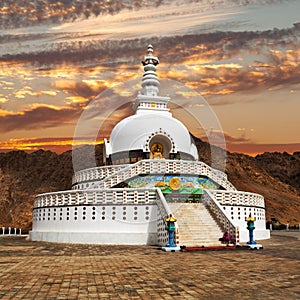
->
xmin=0 ymin=150 xmax=73 ymax=231
xmin=255 ymin=152 xmax=300 ymax=191
xmin=0 ymin=140 xmax=299 ymax=231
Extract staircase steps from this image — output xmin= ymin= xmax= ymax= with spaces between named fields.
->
xmin=169 ymin=203 xmax=224 ymax=247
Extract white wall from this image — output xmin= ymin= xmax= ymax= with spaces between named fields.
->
xmin=220 ymin=205 xmax=270 ymax=242
xmin=31 ymin=204 xmax=158 ymax=245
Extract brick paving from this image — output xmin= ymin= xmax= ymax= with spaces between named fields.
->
xmin=0 ymin=232 xmax=299 ymax=299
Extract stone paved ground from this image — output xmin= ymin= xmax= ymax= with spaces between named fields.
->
xmin=0 ymin=231 xmax=299 ymax=299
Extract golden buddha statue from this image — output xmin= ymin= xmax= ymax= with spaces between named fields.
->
xmin=150 ymin=143 xmax=164 ymax=159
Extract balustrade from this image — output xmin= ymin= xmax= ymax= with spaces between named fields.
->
xmin=208 ymin=190 xmax=265 ymax=208
xmin=84 ymin=159 xmax=236 ymax=191
xmin=203 ymin=190 xmax=239 ymax=244
xmin=72 ymin=165 xmax=127 ymax=185
xmin=33 ymin=189 xmax=158 ymax=208
xmin=1 ymin=227 xmax=22 ymax=236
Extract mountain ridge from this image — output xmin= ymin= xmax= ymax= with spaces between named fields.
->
xmin=0 ymin=139 xmax=299 ymax=231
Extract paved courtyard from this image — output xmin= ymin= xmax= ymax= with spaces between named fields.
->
xmin=0 ymin=231 xmax=299 ymax=299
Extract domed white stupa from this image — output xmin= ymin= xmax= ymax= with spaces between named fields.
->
xmin=104 ymin=44 xmax=198 ymax=165
xmin=30 ymin=45 xmax=270 ymax=246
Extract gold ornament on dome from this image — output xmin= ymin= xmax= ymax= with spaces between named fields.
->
xmin=169 ymin=177 xmax=181 ymax=190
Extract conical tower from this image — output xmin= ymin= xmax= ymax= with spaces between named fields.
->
xmin=141 ymin=44 xmax=160 ymax=96
xmin=133 ymin=45 xmax=170 ymax=113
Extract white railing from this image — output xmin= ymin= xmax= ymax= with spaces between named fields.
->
xmin=72 ymin=165 xmax=127 ymax=185
xmin=156 ymin=188 xmax=172 ymax=218
xmin=33 ymin=188 xmax=157 ymax=208
xmin=203 ymin=190 xmax=240 ymax=244
xmin=1 ymin=227 xmax=22 ymax=235
xmin=87 ymin=159 xmax=236 ymax=191
xmin=206 ymin=190 xmax=265 ymax=208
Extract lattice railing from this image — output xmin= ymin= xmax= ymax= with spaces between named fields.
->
xmin=72 ymin=165 xmax=127 ymax=185
xmin=206 ymin=190 xmax=265 ymax=208
xmin=86 ymin=159 xmax=236 ymax=191
xmin=203 ymin=190 xmax=240 ymax=244
xmin=33 ymin=188 xmax=157 ymax=208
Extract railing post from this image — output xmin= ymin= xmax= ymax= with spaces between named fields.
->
xmin=2 ymin=227 xmax=5 ymax=235
xmin=8 ymin=227 xmax=11 ymax=235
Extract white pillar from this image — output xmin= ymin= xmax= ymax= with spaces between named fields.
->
xmin=286 ymin=224 xmax=289 ymax=231
xmin=2 ymin=227 xmax=5 ymax=235
xmin=8 ymin=227 xmax=11 ymax=235
xmin=269 ymin=224 xmax=272 ymax=231
xmin=14 ymin=228 xmax=17 ymax=235
xmin=19 ymin=228 xmax=22 ymax=235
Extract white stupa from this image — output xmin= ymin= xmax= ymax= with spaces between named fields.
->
xmin=30 ymin=45 xmax=270 ymax=246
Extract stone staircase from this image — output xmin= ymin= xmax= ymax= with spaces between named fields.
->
xmin=169 ymin=202 xmax=224 ymax=247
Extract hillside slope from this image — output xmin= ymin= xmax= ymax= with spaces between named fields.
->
xmin=255 ymin=152 xmax=300 ymax=190
xmin=0 ymin=141 xmax=299 ymax=230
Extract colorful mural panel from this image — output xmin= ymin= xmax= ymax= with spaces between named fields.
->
xmin=127 ymin=175 xmax=218 ymax=195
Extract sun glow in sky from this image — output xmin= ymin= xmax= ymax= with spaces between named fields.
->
xmin=0 ymin=0 xmax=300 ymax=156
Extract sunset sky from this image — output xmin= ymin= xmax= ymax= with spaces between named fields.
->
xmin=0 ymin=0 xmax=299 ymax=156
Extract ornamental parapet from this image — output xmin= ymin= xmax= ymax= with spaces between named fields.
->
xmin=34 ymin=188 xmax=157 ymax=208
xmin=72 ymin=159 xmax=236 ymax=191
xmin=206 ymin=190 xmax=265 ymax=208
xmin=72 ymin=165 xmax=127 ymax=186
xmin=202 ymin=190 xmax=240 ymax=244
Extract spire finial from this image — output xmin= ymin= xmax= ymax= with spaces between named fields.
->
xmin=142 ymin=44 xmax=159 ymax=66
xmin=147 ymin=44 xmax=153 ymax=55
xmin=140 ymin=44 xmax=160 ymax=96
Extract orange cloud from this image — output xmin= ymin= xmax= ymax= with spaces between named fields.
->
xmin=0 ymin=96 xmax=8 ymax=103
xmin=201 ymin=129 xmax=300 ymax=156
xmin=53 ymin=79 xmax=110 ymax=101
xmin=200 ymin=130 xmax=250 ymax=149
xmin=0 ymin=109 xmax=14 ymax=117
xmin=65 ymin=96 xmax=88 ymax=104
xmin=14 ymin=87 xmax=57 ymax=99
xmin=192 ymin=63 xmax=243 ymax=70
xmin=0 ymin=104 xmax=82 ymax=132
xmin=0 ymin=137 xmax=104 ymax=153
xmin=201 ymin=89 xmax=234 ymax=96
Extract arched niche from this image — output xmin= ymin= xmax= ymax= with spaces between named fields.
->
xmin=149 ymin=134 xmax=172 ymax=159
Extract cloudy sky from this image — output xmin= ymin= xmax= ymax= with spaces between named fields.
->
xmin=0 ymin=0 xmax=299 ymax=156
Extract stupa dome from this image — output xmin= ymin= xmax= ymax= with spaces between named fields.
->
xmin=109 ymin=112 xmax=198 ymax=160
